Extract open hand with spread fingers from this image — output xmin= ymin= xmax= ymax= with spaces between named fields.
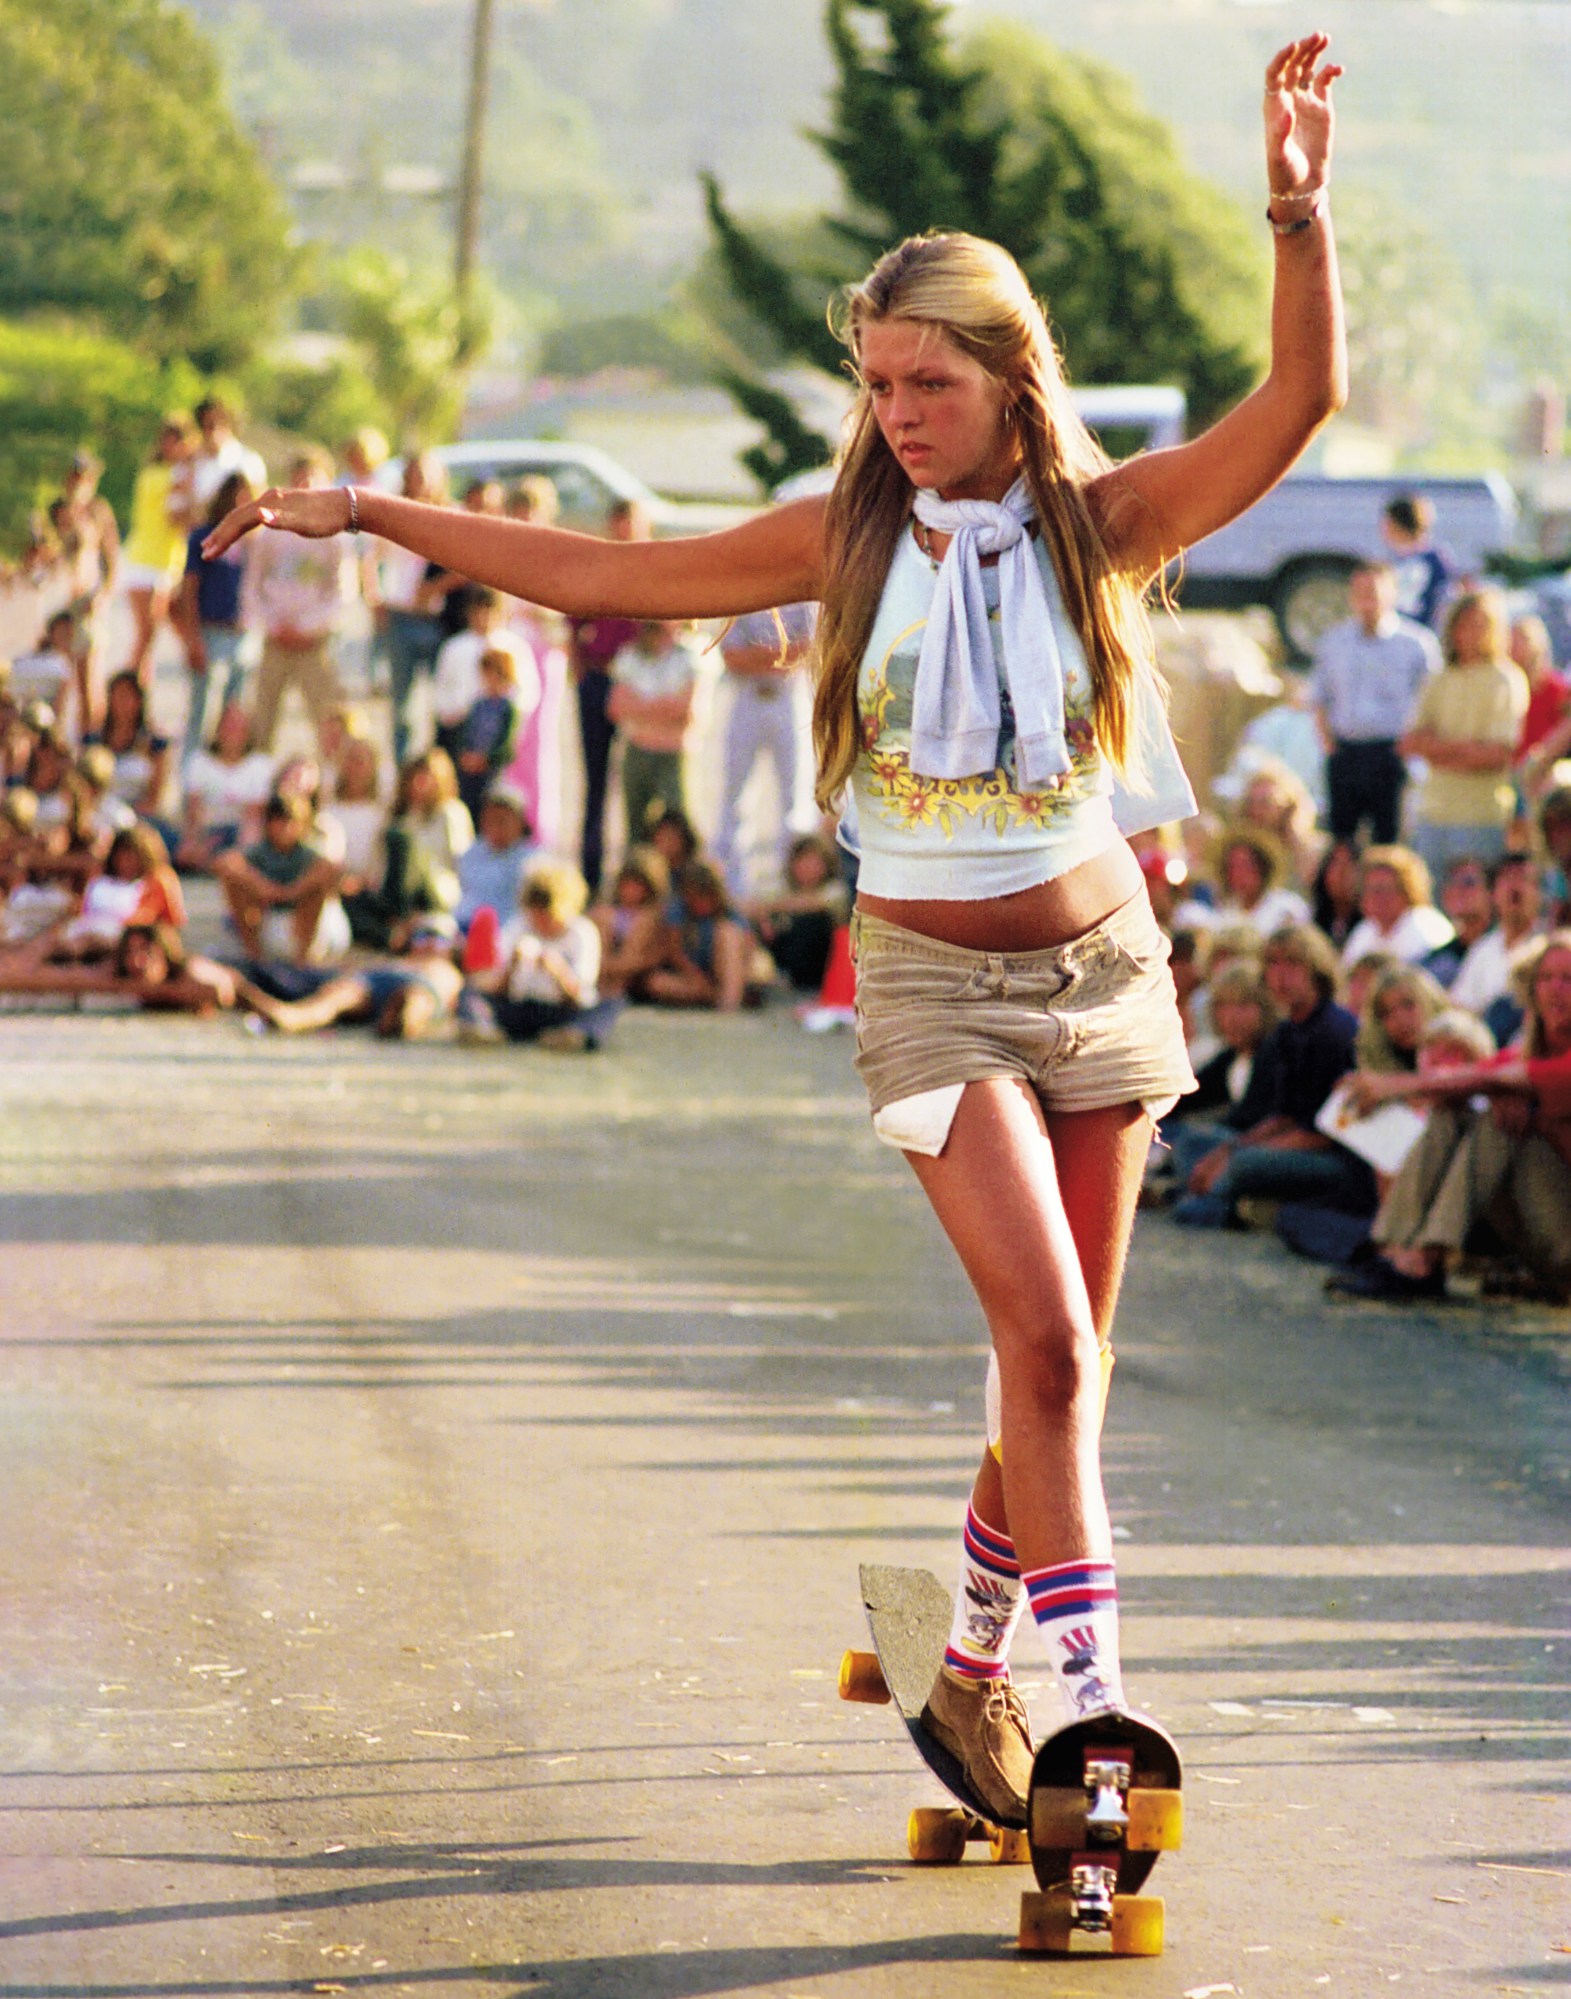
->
xmin=1264 ymin=33 xmax=1341 ymax=209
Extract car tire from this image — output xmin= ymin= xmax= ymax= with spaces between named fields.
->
xmin=1271 ymin=557 xmax=1360 ymax=661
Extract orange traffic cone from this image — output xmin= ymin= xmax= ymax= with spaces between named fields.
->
xmin=798 ymin=923 xmax=856 ymax=1031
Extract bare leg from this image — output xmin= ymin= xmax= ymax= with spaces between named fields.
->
xmin=908 ymin=1079 xmax=1133 ymax=1574
xmin=124 ymin=587 xmax=167 ymax=684
xmin=240 ymin=974 xmax=370 ymax=1034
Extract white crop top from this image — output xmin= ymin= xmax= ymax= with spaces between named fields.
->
xmin=844 ymin=526 xmax=1195 ymax=900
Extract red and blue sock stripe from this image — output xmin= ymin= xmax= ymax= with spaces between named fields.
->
xmin=963 ymin=1504 xmax=1020 ymax=1579
xmin=1021 ymin=1559 xmax=1118 ymax=1627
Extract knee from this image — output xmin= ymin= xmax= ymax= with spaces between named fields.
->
xmin=993 ymin=1314 xmax=1102 ymax=1422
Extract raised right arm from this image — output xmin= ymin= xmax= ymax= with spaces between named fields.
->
xmin=206 ymin=487 xmax=828 ymax=622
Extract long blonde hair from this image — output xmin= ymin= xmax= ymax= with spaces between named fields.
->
xmin=811 ymin=231 xmax=1161 ymax=810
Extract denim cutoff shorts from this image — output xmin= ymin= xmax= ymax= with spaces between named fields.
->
xmin=851 ymin=890 xmax=1195 ymax=1156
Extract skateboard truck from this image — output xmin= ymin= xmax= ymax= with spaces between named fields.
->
xmin=1067 ymin=1858 xmax=1119 ymax=1949
xmin=1082 ymin=1752 xmax=1132 ymax=1839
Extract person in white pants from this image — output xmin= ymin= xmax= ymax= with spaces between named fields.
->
xmin=713 ymin=601 xmax=817 ymax=900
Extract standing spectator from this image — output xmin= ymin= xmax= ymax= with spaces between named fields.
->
xmin=184 ymin=397 xmax=268 ymax=520
xmin=244 ymin=450 xmax=357 ymax=752
xmin=119 ymin=413 xmax=198 ymax=683
xmin=1172 ymin=923 xmax=1370 ymax=1228
xmin=1510 ymin=612 xmax=1571 ymax=803
xmin=57 ymin=451 xmax=121 ymax=726
xmin=455 ymin=646 xmax=530 ymax=825
xmin=1309 ymin=560 xmax=1439 ymax=845
xmin=374 ymin=452 xmax=449 ymax=764
xmin=1400 ymin=587 xmax=1529 ymax=876
xmin=569 ymin=498 xmax=649 ymax=893
xmin=712 ymin=602 xmax=817 ymax=900
xmin=607 ymin=620 xmax=700 ymax=845
xmin=431 ymin=586 xmax=522 ymax=761
xmin=1448 ymin=851 xmax=1546 ymax=1017
xmin=1340 ymin=845 xmax=1454 ymax=966
xmin=176 ymin=472 xmax=257 ymax=762
xmin=505 ymin=600 xmax=569 ymax=857
xmin=1379 ymin=492 xmax=1453 ymax=631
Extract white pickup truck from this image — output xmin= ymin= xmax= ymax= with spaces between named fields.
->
xmin=1176 ymin=470 xmax=1520 ymax=659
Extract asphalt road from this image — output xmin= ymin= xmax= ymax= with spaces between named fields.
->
xmin=1 ymin=1002 xmax=1567 ymax=1998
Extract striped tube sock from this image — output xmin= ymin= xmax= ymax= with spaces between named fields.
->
xmin=943 ymin=1504 xmax=1027 ymax=1681
xmin=1022 ymin=1558 xmax=1125 ymax=1721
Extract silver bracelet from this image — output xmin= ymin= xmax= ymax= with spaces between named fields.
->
xmin=1268 ymin=182 xmax=1327 ymax=209
xmin=1267 ymin=194 xmax=1326 ymax=237
xmin=345 ymin=486 xmax=360 ymax=534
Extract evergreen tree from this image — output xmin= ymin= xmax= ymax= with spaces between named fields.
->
xmin=705 ymin=0 xmax=1267 ymax=485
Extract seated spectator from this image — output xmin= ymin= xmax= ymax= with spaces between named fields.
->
xmin=646 ymin=805 xmax=701 ymax=888
xmin=93 ymin=669 xmax=173 ymax=835
xmin=55 ymin=823 xmax=184 ymax=959
xmin=1541 ymin=785 xmax=1571 ymax=924
xmin=1355 ymin=962 xmax=1449 ymax=1079
xmin=1155 ymin=961 xmax=1278 ymax=1195
xmin=0 ymin=917 xmax=239 ymax=1012
xmin=25 ymin=728 xmax=78 ymax=839
xmin=1343 ymin=949 xmax=1406 ymax=1024
xmin=240 ymin=914 xmax=464 ymax=1040
xmin=746 ymin=831 xmax=850 ymax=993
xmin=321 ymin=735 xmax=387 ymax=898
xmin=455 ymin=644 xmax=527 ymax=825
xmin=216 ymin=792 xmax=340 ymax=964
xmin=639 ymin=859 xmax=761 ymax=1013
xmin=592 ymin=845 xmax=672 ymax=1000
xmin=11 ymin=609 xmax=85 ymax=740
xmin=454 ymin=781 xmax=538 ymax=937
xmin=1235 ymin=756 xmax=1326 ymax=884
xmin=176 ymin=702 xmax=274 ymax=870
xmin=271 ymin=753 xmax=354 ymax=960
xmin=1340 ymin=844 xmax=1454 ymax=965
xmin=465 ymin=860 xmax=610 ymax=1047
xmin=1328 ymin=931 xmax=1571 ymax=1301
xmin=1206 ymin=826 xmax=1311 ymax=935
xmin=73 ymin=745 xmax=137 ymax=843
xmin=1446 ymin=850 xmax=1545 ymax=1017
xmin=608 ymin=619 xmax=701 ymax=842
xmin=1172 ymin=923 xmax=1372 ymax=1229
xmin=404 ymin=747 xmax=473 ymax=913
xmin=1310 ymin=837 xmax=1363 ymax=951
xmin=1179 ymin=922 xmax=1263 ymax=1067
xmin=1421 ymin=854 xmax=1493 ymax=989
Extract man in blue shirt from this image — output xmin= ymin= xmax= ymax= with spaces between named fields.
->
xmin=1309 ymin=561 xmax=1440 ymax=845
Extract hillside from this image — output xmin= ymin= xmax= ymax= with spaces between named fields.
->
xmin=177 ymin=0 xmax=1571 ymax=324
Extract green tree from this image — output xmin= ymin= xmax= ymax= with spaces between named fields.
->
xmin=0 ymin=0 xmax=296 ymax=371
xmin=0 ymin=319 xmax=200 ymax=549
xmin=704 ymin=0 xmax=1268 ymax=485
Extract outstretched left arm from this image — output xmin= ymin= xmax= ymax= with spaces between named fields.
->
xmin=1090 ymin=34 xmax=1346 ymax=579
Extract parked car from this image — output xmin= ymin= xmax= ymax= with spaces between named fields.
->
xmin=381 ymin=440 xmax=754 ymax=538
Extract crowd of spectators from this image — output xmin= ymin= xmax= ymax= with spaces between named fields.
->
xmin=2 ymin=432 xmax=1569 ymax=1306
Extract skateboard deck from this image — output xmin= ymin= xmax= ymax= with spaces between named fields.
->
xmin=839 ymin=1563 xmax=1029 ymax=1859
xmin=1020 ymin=1709 xmax=1183 ymax=1955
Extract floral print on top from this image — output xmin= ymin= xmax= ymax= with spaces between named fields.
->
xmin=848 ymin=527 xmax=1121 ymax=899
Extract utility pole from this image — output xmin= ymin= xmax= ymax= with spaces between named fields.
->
xmin=455 ymin=0 xmax=495 ymax=307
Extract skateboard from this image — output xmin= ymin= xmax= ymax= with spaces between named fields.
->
xmin=838 ymin=1562 xmax=1031 ymax=1866
xmin=1018 ymin=1708 xmax=1183 ymax=1956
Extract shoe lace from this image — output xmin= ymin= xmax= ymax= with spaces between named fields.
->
xmin=982 ymin=1677 xmax=1031 ymax=1744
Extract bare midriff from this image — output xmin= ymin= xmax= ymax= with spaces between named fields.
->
xmin=856 ymin=837 xmax=1145 ymax=953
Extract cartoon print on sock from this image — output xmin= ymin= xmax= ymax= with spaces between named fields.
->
xmin=964 ymin=1565 xmax=1018 ymax=1655
xmin=1059 ymin=1624 xmax=1116 ymax=1716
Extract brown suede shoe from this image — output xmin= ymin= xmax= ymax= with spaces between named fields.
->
xmin=920 ymin=1664 xmax=1033 ymax=1824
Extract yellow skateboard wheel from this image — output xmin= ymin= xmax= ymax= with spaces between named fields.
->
xmin=908 ymin=1806 xmax=970 ymax=1864
xmin=1127 ymin=1786 xmax=1183 ymax=1850
xmin=1018 ymin=1887 xmax=1074 ymax=1953
xmin=1111 ymin=1893 xmax=1165 ymax=1955
xmin=838 ymin=1648 xmax=891 ymax=1705
xmin=987 ymin=1825 xmax=1031 ymax=1866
